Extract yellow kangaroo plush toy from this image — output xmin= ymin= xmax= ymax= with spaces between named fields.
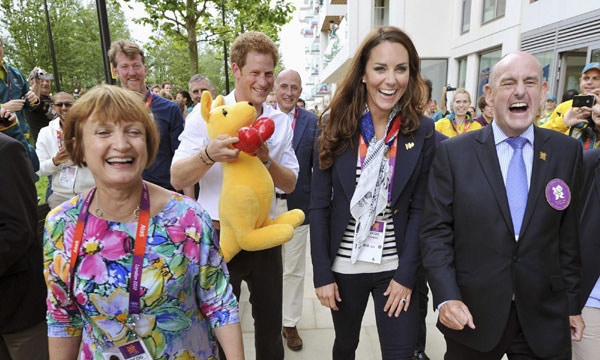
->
xmin=200 ymin=91 xmax=305 ymax=262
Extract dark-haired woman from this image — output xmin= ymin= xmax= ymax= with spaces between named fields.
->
xmin=310 ymin=26 xmax=435 ymax=360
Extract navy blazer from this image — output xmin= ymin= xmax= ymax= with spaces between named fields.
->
xmin=310 ymin=116 xmax=436 ymax=289
xmin=580 ymin=148 xmax=600 ymax=309
xmin=0 ymin=133 xmax=47 ymax=334
xmin=287 ymin=107 xmax=319 ymax=225
xmin=421 ymin=125 xmax=582 ymax=357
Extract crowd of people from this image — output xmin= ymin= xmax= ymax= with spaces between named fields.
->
xmin=1 ymin=23 xmax=600 ymax=360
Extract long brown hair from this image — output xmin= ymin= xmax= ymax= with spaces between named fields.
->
xmin=318 ymin=26 xmax=425 ymax=169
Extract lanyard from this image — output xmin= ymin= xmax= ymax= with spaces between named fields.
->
xmin=275 ymin=104 xmax=299 ymax=130
xmin=451 ymin=115 xmax=472 ymax=135
xmin=68 ymin=183 xmax=151 ymax=315
xmin=144 ymin=91 xmax=153 ymax=109
xmin=358 ymin=118 xmax=401 ymax=203
xmin=1 ymin=63 xmax=13 ymax=99
xmin=56 ymin=129 xmax=64 ymax=151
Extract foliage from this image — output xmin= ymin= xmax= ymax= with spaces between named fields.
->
xmin=122 ymin=0 xmax=294 ymax=76
xmin=0 ymin=0 xmax=130 ymax=93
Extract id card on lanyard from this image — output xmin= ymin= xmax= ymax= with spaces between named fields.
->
xmin=356 ymin=121 xmax=400 ymax=263
xmin=68 ymin=183 xmax=152 ymax=355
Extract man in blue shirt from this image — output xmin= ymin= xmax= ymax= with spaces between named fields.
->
xmin=108 ymin=39 xmax=185 ymax=191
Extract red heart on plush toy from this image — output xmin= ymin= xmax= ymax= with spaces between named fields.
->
xmin=233 ymin=127 xmax=263 ymax=155
xmin=253 ymin=117 xmax=275 ymax=142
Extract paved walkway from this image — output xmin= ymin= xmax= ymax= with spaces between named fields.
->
xmin=238 ymin=241 xmax=447 ymax=359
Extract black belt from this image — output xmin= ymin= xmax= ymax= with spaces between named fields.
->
xmin=276 ymin=193 xmax=287 ymax=200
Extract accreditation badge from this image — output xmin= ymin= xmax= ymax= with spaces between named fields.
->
xmin=357 ymin=220 xmax=386 ymax=264
xmin=57 ymin=166 xmax=78 ymax=189
xmin=101 ymin=338 xmax=153 ymax=360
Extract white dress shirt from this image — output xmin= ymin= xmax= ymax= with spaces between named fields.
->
xmin=172 ymin=90 xmax=299 ymax=220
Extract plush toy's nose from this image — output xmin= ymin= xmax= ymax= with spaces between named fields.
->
xmin=248 ymin=102 xmax=253 ymax=107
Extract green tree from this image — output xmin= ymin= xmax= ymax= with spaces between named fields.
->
xmin=0 ymin=0 xmax=130 ymax=92
xmin=122 ymin=0 xmax=294 ymax=77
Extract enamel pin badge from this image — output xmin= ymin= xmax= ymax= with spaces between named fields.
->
xmin=545 ymin=178 xmax=570 ymax=210
xmin=405 ymin=142 xmax=414 ymax=150
xmin=539 ymin=152 xmax=547 ymax=161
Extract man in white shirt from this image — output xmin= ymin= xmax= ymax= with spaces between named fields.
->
xmin=171 ymin=31 xmax=298 ymax=360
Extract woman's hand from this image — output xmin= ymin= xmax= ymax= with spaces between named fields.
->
xmin=563 ymin=107 xmax=590 ymax=127
xmin=315 ymin=282 xmax=341 ymax=311
xmin=383 ymin=279 xmax=412 ymax=317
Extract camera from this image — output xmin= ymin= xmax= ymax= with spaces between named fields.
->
xmin=29 ymin=68 xmax=53 ymax=81
xmin=446 ymin=85 xmax=456 ymax=92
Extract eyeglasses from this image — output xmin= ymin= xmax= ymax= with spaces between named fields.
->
xmin=53 ymin=102 xmax=73 ymax=108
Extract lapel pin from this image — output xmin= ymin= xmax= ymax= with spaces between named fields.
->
xmin=539 ymin=152 xmax=547 ymax=161
xmin=405 ymin=142 xmax=414 ymax=150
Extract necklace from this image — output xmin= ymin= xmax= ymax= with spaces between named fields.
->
xmin=94 ymin=205 xmax=141 ymax=221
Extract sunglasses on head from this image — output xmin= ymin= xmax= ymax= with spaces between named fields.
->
xmin=53 ymin=102 xmax=73 ymax=107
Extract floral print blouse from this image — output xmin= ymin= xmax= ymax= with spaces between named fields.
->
xmin=43 ymin=192 xmax=239 ymax=359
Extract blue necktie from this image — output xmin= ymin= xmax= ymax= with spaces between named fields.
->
xmin=505 ymin=137 xmax=529 ymax=237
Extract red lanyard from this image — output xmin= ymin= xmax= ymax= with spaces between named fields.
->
xmin=145 ymin=92 xmax=153 ymax=109
xmin=68 ymin=183 xmax=151 ymax=314
xmin=56 ymin=129 xmax=63 ymax=151
xmin=275 ymin=104 xmax=299 ymax=130
xmin=358 ymin=119 xmax=401 ymax=203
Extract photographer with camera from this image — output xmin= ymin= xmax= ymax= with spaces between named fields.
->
xmin=0 ymin=37 xmax=40 ymax=172
xmin=541 ymin=63 xmax=600 ymax=135
xmin=431 ymin=85 xmax=454 ymax=122
xmin=560 ymin=91 xmax=600 ymax=150
xmin=25 ymin=67 xmax=55 ymax=142
xmin=434 ymin=88 xmax=481 ymax=138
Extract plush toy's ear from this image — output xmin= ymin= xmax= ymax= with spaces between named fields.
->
xmin=213 ymin=95 xmax=225 ymax=108
xmin=201 ymin=91 xmax=213 ymax=122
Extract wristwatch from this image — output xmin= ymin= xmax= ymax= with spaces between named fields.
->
xmin=263 ymin=158 xmax=272 ymax=169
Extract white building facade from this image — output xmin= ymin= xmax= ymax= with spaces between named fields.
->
xmin=299 ymin=0 xmax=600 ymax=110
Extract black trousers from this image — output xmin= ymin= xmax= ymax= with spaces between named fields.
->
xmin=444 ymin=303 xmax=571 ymax=360
xmin=218 ymin=246 xmax=284 ymax=360
xmin=331 ymin=270 xmax=418 ymax=360
xmin=415 ymin=265 xmax=429 ymax=352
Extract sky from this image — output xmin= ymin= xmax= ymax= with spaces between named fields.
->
xmin=120 ymin=0 xmax=310 ymax=90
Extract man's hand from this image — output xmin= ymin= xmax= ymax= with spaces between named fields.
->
xmin=206 ymin=134 xmax=241 ymax=163
xmin=563 ymin=108 xmax=590 ymax=127
xmin=2 ymin=99 xmax=25 ymax=112
xmin=383 ymin=279 xmax=412 ymax=317
xmin=52 ymin=148 xmax=70 ymax=166
xmin=25 ymin=90 xmax=39 ymax=104
xmin=439 ymin=300 xmax=476 ymax=330
xmin=315 ymin=282 xmax=341 ymax=311
xmin=255 ymin=142 xmax=270 ymax=163
xmin=570 ymin=315 xmax=585 ymax=341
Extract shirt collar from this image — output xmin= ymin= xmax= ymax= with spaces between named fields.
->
xmin=492 ymin=121 xmax=535 ymax=146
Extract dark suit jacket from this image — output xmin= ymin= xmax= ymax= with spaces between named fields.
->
xmin=421 ymin=125 xmax=582 ymax=357
xmin=580 ymin=148 xmax=600 ymax=308
xmin=0 ymin=133 xmax=47 ymax=333
xmin=310 ymin=116 xmax=435 ymax=289
xmin=287 ymin=107 xmax=319 ymax=225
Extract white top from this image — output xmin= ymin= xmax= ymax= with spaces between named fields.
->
xmin=172 ymin=90 xmax=299 ymax=220
xmin=35 ymin=118 xmax=96 ymax=199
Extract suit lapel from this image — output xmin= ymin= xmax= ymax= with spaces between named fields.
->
xmin=475 ymin=126 xmax=514 ymax=233
xmin=336 ymin=133 xmax=359 ymax=201
xmin=292 ymin=112 xmax=307 ymax=152
xmin=390 ymin=131 xmax=423 ymax=205
xmin=519 ymin=127 xmax=550 ymax=238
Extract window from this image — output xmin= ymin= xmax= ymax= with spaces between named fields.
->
xmin=461 ymin=0 xmax=471 ymax=33
xmin=457 ymin=58 xmax=467 ymax=89
xmin=421 ymin=59 xmax=448 ymax=103
xmin=478 ymin=48 xmax=502 ymax=98
xmin=592 ymin=48 xmax=600 ymax=63
xmin=373 ymin=0 xmax=388 ymax=28
xmin=534 ymin=50 xmax=554 ymax=83
xmin=482 ymin=0 xmax=505 ymax=24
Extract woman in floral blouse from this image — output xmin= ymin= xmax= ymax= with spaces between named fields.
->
xmin=43 ymin=85 xmax=243 ymax=359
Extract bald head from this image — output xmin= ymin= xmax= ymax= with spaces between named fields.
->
xmin=275 ymin=69 xmax=303 ymax=113
xmin=485 ymin=51 xmax=547 ymax=137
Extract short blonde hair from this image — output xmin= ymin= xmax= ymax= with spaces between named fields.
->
xmin=108 ymin=39 xmax=145 ymax=67
xmin=230 ymin=32 xmax=279 ymax=70
xmin=63 ymin=85 xmax=159 ymax=168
